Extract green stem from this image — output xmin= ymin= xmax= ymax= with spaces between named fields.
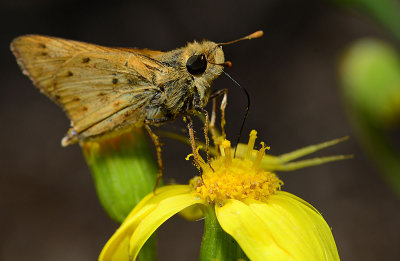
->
xmin=139 ymin=234 xmax=157 ymax=261
xmin=200 ymin=206 xmax=248 ymax=261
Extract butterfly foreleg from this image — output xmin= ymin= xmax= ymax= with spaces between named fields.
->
xmin=184 ymin=115 xmax=203 ymax=171
xmin=195 ymin=106 xmax=214 ymax=172
xmin=144 ymin=122 xmax=166 ymax=192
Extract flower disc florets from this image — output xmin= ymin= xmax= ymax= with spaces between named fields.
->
xmin=189 ymin=130 xmax=283 ymax=204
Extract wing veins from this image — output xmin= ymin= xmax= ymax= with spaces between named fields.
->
xmin=74 ymin=100 xmax=148 ymax=135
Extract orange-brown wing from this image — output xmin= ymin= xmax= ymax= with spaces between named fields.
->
xmin=115 ymin=47 xmax=165 ymax=57
xmin=10 ymin=35 xmax=166 ymax=145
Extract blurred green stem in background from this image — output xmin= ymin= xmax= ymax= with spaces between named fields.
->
xmin=332 ymin=0 xmax=400 ymax=42
xmin=340 ymin=39 xmax=400 ymax=196
xmin=82 ymin=128 xmax=159 ymax=261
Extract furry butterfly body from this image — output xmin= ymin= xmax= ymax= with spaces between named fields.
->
xmin=11 ymin=35 xmax=225 ymax=145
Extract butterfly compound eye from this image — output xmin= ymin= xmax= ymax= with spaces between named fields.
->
xmin=186 ymin=54 xmax=207 ymax=75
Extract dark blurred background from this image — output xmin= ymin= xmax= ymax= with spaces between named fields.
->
xmin=1 ymin=0 xmax=400 ymax=260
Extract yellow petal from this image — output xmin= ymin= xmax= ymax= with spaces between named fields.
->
xmin=129 ymin=193 xmax=204 ymax=259
xmin=99 ymin=185 xmax=193 ymax=261
xmin=246 ymin=191 xmax=339 ymax=261
xmin=179 ymin=204 xmax=205 ymax=221
xmin=215 ymin=199 xmax=289 ymax=261
xmin=125 ymin=185 xmax=192 ymax=220
xmin=270 ymin=191 xmax=339 ymax=260
xmin=216 ymin=193 xmax=339 ymax=261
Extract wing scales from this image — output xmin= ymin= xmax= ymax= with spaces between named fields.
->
xmin=11 ymin=35 xmax=165 ymax=145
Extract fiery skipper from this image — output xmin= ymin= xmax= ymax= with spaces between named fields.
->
xmin=10 ymin=31 xmax=263 ymax=184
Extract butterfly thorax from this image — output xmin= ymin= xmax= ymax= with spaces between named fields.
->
xmin=144 ymin=41 xmax=225 ymax=123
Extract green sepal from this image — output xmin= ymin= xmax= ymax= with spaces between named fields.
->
xmin=81 ymin=128 xmax=160 ymax=260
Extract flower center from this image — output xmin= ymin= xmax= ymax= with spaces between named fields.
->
xmin=189 ymin=130 xmax=283 ymax=204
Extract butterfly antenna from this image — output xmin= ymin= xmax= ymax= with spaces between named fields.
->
xmin=218 ymin=30 xmax=263 ymax=46
xmin=223 ymin=71 xmax=250 ymax=158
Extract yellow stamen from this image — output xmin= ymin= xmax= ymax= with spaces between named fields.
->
xmin=253 ymin=142 xmax=267 ymax=169
xmin=245 ymin=130 xmax=257 ymax=160
xmin=189 ymin=134 xmax=282 ymax=204
xmin=222 ymin=140 xmax=232 ymax=165
xmin=186 ymin=146 xmax=211 ymax=172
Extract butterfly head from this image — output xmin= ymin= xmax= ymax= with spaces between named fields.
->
xmin=183 ymin=41 xmax=225 ymax=84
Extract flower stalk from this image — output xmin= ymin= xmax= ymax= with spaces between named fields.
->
xmin=200 ymin=205 xmax=248 ymax=261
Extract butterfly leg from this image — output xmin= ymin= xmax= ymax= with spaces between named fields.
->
xmin=144 ymin=123 xmax=165 ymax=192
xmin=195 ymin=106 xmax=214 ymax=171
xmin=185 ymin=115 xmax=202 ymax=171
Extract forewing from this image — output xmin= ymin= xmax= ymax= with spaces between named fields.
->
xmin=11 ymin=35 xmax=165 ymax=141
xmin=11 ymin=35 xmax=105 ymax=97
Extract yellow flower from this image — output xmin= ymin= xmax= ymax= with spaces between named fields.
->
xmin=99 ymin=131 xmax=341 ymax=261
